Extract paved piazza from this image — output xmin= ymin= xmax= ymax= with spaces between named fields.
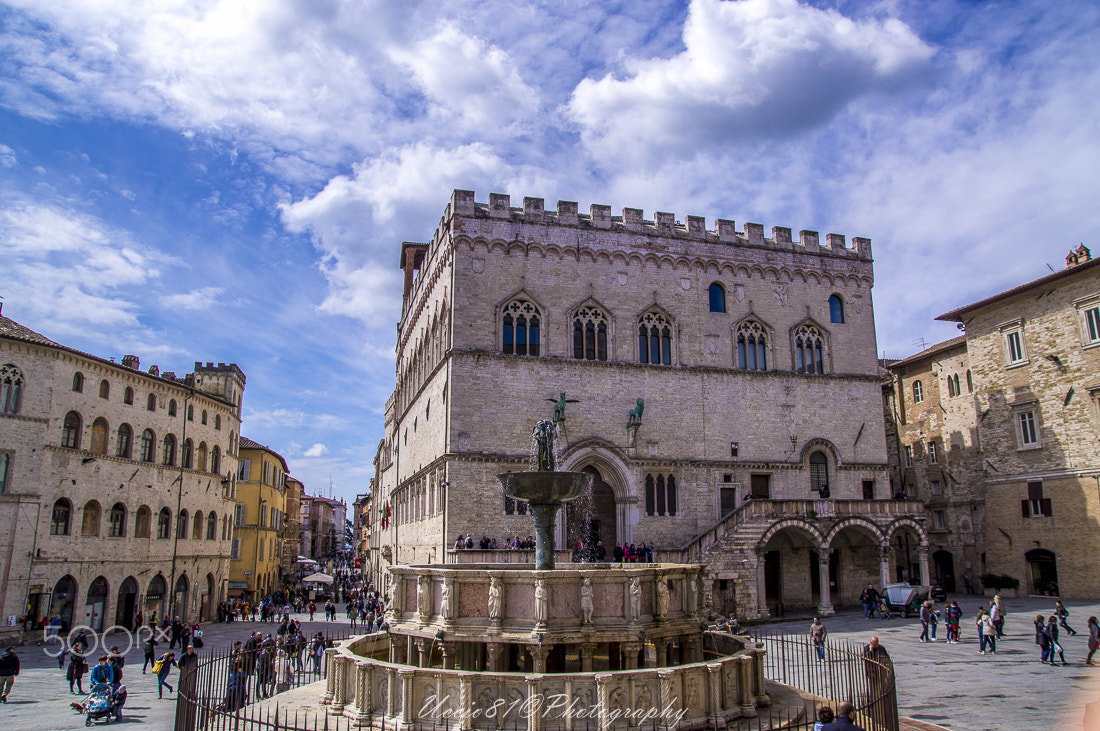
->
xmin=3 ymin=596 xmax=1098 ymax=730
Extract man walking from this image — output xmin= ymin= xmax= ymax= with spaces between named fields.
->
xmin=810 ymin=617 xmax=828 ymax=661
xmin=859 ymin=585 xmax=879 ymax=619
xmin=0 ymin=647 xmax=19 ymax=703
xmin=861 ymin=637 xmax=895 ymax=730
xmin=1055 ymin=601 xmax=1078 ymax=636
xmin=823 ymin=701 xmax=866 ymax=730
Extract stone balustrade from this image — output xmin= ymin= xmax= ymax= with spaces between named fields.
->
xmin=386 ymin=564 xmax=706 ymax=647
xmin=324 ymin=631 xmax=771 ymax=731
xmin=447 ymin=549 xmax=573 ymax=565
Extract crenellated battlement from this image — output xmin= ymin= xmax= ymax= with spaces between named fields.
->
xmin=444 ymin=189 xmax=872 ymax=260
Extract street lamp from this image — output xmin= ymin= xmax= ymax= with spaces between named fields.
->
xmin=256 ymin=496 xmax=266 ymax=599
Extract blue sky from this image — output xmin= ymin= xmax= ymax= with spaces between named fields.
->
xmin=2 ymin=0 xmax=1099 ymax=505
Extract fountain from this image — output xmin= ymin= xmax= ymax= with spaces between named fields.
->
xmin=320 ymin=420 xmax=777 ymax=729
xmin=497 ymin=420 xmax=593 ymax=569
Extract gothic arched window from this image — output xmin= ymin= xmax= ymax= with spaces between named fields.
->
xmin=502 ymin=299 xmax=541 ymax=356
xmin=0 ymin=364 xmax=23 ymax=415
xmin=638 ymin=311 xmax=673 ymax=365
xmin=573 ymin=306 xmax=608 ymax=361
xmin=794 ymin=325 xmax=825 ymax=375
xmin=737 ymin=321 xmax=768 ymax=371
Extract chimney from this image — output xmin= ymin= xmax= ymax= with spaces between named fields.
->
xmin=121 ymin=355 xmax=140 ymax=370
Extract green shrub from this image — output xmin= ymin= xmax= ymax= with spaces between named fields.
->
xmin=980 ymin=573 xmax=1020 ymax=590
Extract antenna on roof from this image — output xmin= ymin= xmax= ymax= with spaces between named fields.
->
xmin=912 ymin=337 xmax=927 ymax=350
xmin=1046 ymin=263 xmax=1056 ymax=273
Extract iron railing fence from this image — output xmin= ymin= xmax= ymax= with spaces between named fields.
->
xmin=752 ymin=630 xmax=899 ymax=731
xmin=175 ymin=631 xmax=897 ymax=731
xmin=174 ymin=631 xmax=352 ymax=731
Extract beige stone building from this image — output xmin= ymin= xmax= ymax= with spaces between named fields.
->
xmin=0 ymin=312 xmax=244 ymax=639
xmin=283 ymin=476 xmax=303 ymax=575
xmin=933 ymin=246 xmax=1100 ymax=597
xmin=371 ymin=190 xmax=926 ymax=620
xmin=884 ymin=337 xmax=986 ymax=593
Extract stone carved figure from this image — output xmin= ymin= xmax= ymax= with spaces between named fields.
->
xmin=535 ymin=579 xmax=548 ymax=624
xmin=702 ymin=581 xmax=714 ymax=611
xmin=637 ymin=684 xmax=653 ymax=710
xmin=417 ymin=575 xmax=431 ymax=619
xmin=580 ymin=577 xmax=594 ymax=624
xmin=441 ymin=580 xmax=453 ymax=620
xmin=488 ymin=577 xmax=502 ymax=620
xmin=689 ymin=575 xmax=699 ymax=613
xmin=627 ymin=398 xmax=645 ymax=428
xmin=628 ymin=577 xmax=641 ymax=622
xmin=656 ymin=579 xmax=670 ymax=618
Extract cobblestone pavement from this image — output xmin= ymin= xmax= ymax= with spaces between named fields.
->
xmin=764 ymin=594 xmax=1100 ymax=731
xmin=0 ymin=611 xmax=354 ymax=730
xmin=5 ymin=597 xmax=1098 ymax=730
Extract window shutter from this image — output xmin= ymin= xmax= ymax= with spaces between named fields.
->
xmin=1041 ymin=498 xmax=1052 ymax=517
xmin=1021 ymin=500 xmax=1030 ymax=518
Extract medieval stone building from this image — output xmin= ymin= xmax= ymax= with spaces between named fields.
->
xmin=0 ymin=312 xmax=244 ymax=641
xmin=369 ymin=190 xmax=926 ymax=619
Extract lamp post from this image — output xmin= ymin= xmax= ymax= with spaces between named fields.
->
xmin=168 ymin=390 xmax=192 ymax=620
xmin=255 ymin=496 xmax=266 ymax=600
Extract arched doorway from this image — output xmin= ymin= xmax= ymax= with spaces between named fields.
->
xmin=891 ymin=527 xmax=922 ymax=585
xmin=85 ymin=576 xmax=109 ymax=631
xmin=932 ymin=550 xmax=956 ymax=593
xmin=116 ymin=577 xmax=138 ymax=630
xmin=145 ymin=574 xmax=166 ymax=619
xmin=565 ymin=466 xmax=617 ymax=557
xmin=174 ymin=574 xmax=190 ymax=620
xmin=1026 ymin=549 xmax=1059 ymax=596
xmin=49 ymin=575 xmax=78 ymax=633
xmin=827 ymin=524 xmax=882 ymax=607
xmin=201 ymin=573 xmax=215 ymax=621
xmin=761 ymin=525 xmax=820 ymax=613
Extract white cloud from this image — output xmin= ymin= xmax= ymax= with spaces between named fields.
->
xmin=302 ymin=443 xmax=329 ymax=458
xmin=281 ymin=141 xmax=530 ymax=325
xmin=0 ymin=195 xmax=159 ymax=333
xmin=0 ymin=144 xmax=15 ymax=167
xmin=161 ymin=287 xmax=225 ymax=311
xmin=567 ymin=0 xmax=935 ymax=164
xmin=391 ymin=24 xmax=538 ymax=131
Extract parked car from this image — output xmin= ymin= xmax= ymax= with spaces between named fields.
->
xmin=930 ymin=584 xmax=948 ymax=602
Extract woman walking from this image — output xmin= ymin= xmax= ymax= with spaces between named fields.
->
xmin=67 ymin=644 xmax=87 ymax=694
xmin=153 ymin=651 xmax=177 ymax=698
xmin=274 ymin=648 xmax=293 ymax=694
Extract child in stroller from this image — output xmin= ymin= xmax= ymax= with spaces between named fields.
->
xmin=81 ymin=682 xmax=126 ymax=725
xmin=877 ymin=600 xmax=898 ymax=620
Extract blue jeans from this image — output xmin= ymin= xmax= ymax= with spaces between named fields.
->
xmin=920 ymin=621 xmax=930 ymax=641
xmin=157 ymin=673 xmax=173 ymax=697
xmin=814 ymin=643 xmax=825 ymax=660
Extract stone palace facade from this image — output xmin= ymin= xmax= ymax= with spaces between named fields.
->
xmin=0 ymin=312 xmax=244 ymax=641
xmin=368 ymin=190 xmax=927 ymax=619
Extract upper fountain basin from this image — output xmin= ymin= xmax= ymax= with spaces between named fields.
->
xmin=498 ymin=471 xmax=594 ymax=504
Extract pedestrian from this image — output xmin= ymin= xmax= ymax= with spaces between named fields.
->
xmin=812 ymin=706 xmax=834 ymax=731
xmin=142 ymin=632 xmax=158 ymax=673
xmin=992 ymin=593 xmax=1006 ymax=637
xmin=810 ymin=617 xmax=828 ymax=661
xmin=975 ymin=608 xmax=987 ymax=653
xmin=67 ymin=644 xmax=87 ymax=694
xmin=946 ymin=601 xmax=962 ymax=643
xmin=1087 ymin=616 xmax=1100 ymax=666
xmin=1046 ymin=615 xmax=1067 ymax=665
xmin=223 ymin=661 xmax=248 ymax=712
xmin=824 ymin=701 xmax=866 ymax=730
xmin=1055 ymin=601 xmax=1078 ymax=636
xmin=1037 ymin=615 xmax=1055 ymax=665
xmin=919 ymin=601 xmax=933 ymax=642
xmin=153 ymin=651 xmax=177 ymax=698
xmin=308 ymin=602 xmax=316 ymax=621
xmin=980 ymin=610 xmax=997 ymax=654
xmin=89 ymin=655 xmax=113 ymax=695
xmin=859 ymin=585 xmax=879 ymax=620
xmin=274 ymin=648 xmax=293 ymax=694
xmin=0 ymin=647 xmax=18 ymax=703
xmin=860 ymin=638 xmax=893 ymax=729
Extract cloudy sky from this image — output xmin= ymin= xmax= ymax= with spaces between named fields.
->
xmin=2 ymin=0 xmax=1098 ymax=505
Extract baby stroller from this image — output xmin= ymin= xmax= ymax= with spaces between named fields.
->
xmin=83 ymin=682 xmax=125 ymax=725
xmin=876 ymin=600 xmax=898 ymax=620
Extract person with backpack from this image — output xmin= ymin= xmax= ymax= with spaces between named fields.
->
xmin=153 ymin=651 xmax=177 ymax=698
xmin=142 ymin=633 xmax=158 ymax=673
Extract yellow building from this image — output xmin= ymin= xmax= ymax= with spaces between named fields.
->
xmin=229 ymin=437 xmax=288 ymax=601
